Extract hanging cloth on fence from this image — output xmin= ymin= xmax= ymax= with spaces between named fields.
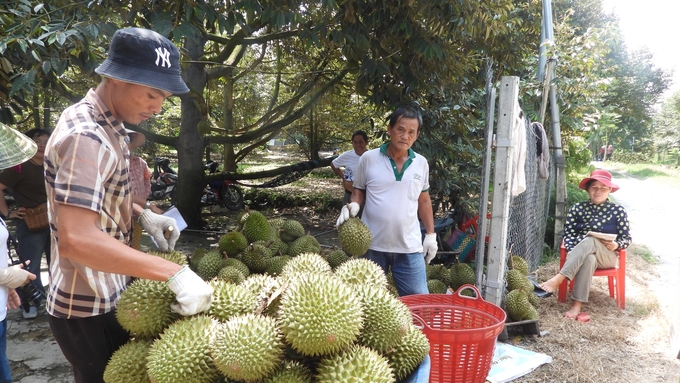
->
xmin=532 ymin=122 xmax=550 ymax=179
xmin=511 ymin=101 xmax=527 ymax=196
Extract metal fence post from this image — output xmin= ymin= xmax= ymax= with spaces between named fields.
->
xmin=484 ymin=76 xmax=519 ymax=306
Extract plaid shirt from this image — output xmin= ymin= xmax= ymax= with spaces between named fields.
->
xmin=44 ymin=89 xmax=133 ymax=318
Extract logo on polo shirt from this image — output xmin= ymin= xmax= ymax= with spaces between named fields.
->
xmin=413 ymin=173 xmax=422 ymax=181
xmin=155 ymin=47 xmax=172 ymax=68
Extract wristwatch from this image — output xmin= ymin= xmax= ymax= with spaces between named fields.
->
xmin=144 ymin=201 xmax=151 ymax=210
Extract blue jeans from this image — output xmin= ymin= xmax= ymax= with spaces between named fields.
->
xmin=0 ymin=319 xmax=11 ymax=383
xmin=16 ymin=220 xmax=51 ymax=303
xmin=364 ymin=250 xmax=428 ymax=296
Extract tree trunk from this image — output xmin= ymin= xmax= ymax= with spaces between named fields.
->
xmin=176 ymin=33 xmax=209 ymax=228
xmin=222 ymin=75 xmax=237 ymax=172
xmin=309 ymin=106 xmax=320 ymax=161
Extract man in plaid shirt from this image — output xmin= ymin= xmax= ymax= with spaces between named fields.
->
xmin=44 ymin=28 xmax=213 ymax=383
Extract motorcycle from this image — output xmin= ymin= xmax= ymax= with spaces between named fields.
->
xmin=148 ymin=157 xmax=178 ymax=201
xmin=201 ymin=160 xmax=244 ymax=211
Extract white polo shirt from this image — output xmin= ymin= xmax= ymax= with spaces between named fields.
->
xmin=353 ymin=143 xmax=430 ymax=253
xmin=332 ymin=150 xmax=361 ymax=184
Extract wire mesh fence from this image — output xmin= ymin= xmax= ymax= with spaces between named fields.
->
xmin=505 ymin=119 xmax=553 ymax=273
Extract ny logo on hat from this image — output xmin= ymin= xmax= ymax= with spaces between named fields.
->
xmin=155 ymin=47 xmax=172 ymax=68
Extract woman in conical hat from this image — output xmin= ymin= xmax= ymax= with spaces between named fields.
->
xmin=0 ymin=122 xmax=38 ymax=381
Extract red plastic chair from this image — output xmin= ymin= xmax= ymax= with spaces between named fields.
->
xmin=557 ymin=241 xmax=626 ymax=310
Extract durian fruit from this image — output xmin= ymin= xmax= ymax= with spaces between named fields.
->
xmin=324 ymin=249 xmax=349 ymax=269
xmin=280 ymin=252 xmax=332 ymax=279
xmin=196 ymin=249 xmax=224 ymax=280
xmin=524 ymin=305 xmax=539 ymax=320
xmin=315 ymin=344 xmax=394 ymax=383
xmin=197 ymin=118 xmax=212 ymax=135
xmin=221 ymin=258 xmax=250 ymax=277
xmin=286 ymin=234 xmax=321 ymax=257
xmin=242 ymin=210 xmax=271 ymax=243
xmin=265 ymin=255 xmax=292 ymax=276
xmin=264 ymin=236 xmax=287 ymax=256
xmin=506 ymin=269 xmax=532 ymax=292
xmin=103 ymin=339 xmax=152 ymax=383
xmin=268 ymin=217 xmax=286 ymax=229
xmin=241 ymin=243 xmax=273 ymax=273
xmin=279 ymin=219 xmax=306 ymax=243
xmin=217 ymin=266 xmax=246 ymax=284
xmin=115 ymin=279 xmax=179 ymax=338
xmin=427 ymin=279 xmax=448 ymax=294
xmin=278 ymin=273 xmax=363 ymax=357
xmin=385 ymin=324 xmax=430 ymax=381
xmin=505 ymin=289 xmax=532 ymax=321
xmin=218 ymin=231 xmax=249 ymax=258
xmin=211 ymin=313 xmax=285 ymax=382
xmin=236 ymin=210 xmax=250 ymax=230
xmin=148 ymin=250 xmax=188 ymax=265
xmin=259 ymin=360 xmax=313 ymax=383
xmin=334 ymin=258 xmax=388 ymax=289
xmin=241 ymin=273 xmax=278 ymax=297
xmin=355 ymin=284 xmax=412 ymax=353
xmin=527 ymin=290 xmax=541 ymax=308
xmin=189 ymin=247 xmax=207 ymax=271
xmin=426 ymin=264 xmax=451 ymax=286
xmin=337 ymin=217 xmax=372 ymax=256
xmin=208 ymin=279 xmax=258 ymax=323
xmin=147 ymin=315 xmax=220 ymax=383
xmin=511 ymin=255 xmax=529 ymax=276
xmin=450 ymin=262 xmax=476 ymax=290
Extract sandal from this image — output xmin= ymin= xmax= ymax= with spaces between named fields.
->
xmin=563 ymin=311 xmax=590 ymax=323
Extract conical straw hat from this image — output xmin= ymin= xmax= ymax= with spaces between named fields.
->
xmin=0 ymin=123 xmax=38 ymax=170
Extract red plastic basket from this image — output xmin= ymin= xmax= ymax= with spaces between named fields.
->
xmin=399 ymin=285 xmax=506 ymax=383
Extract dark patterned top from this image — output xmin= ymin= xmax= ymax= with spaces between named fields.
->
xmin=563 ymin=199 xmax=632 ymax=252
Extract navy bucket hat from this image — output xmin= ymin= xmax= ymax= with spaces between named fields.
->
xmin=95 ymin=28 xmax=189 ymax=95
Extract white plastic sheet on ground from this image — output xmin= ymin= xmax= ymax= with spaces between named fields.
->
xmin=486 ymin=342 xmax=552 ymax=383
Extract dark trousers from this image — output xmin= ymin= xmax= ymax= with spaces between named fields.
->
xmin=48 ymin=310 xmax=129 ymax=383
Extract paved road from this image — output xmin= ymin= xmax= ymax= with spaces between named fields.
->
xmin=600 ymin=163 xmax=680 ymax=356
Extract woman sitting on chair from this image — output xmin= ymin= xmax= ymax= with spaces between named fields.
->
xmin=539 ymin=169 xmax=631 ymax=322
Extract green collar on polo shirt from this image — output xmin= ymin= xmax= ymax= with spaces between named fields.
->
xmin=380 ymin=142 xmax=415 ymax=181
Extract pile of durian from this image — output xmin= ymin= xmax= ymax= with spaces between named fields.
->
xmin=424 ymin=260 xmax=477 ymax=295
xmin=104 ymin=213 xmax=429 ymax=383
xmin=504 ymin=255 xmax=540 ymax=321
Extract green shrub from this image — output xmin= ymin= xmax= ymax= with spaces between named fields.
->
xmin=611 ymin=152 xmax=651 ymax=164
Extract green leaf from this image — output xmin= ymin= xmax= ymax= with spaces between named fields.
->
xmin=33 ymin=3 xmax=44 ymax=13
xmin=41 ymin=60 xmax=51 ymax=74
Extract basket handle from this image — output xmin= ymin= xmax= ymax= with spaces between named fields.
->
xmin=409 ymin=312 xmax=428 ymax=331
xmin=454 ymin=284 xmax=482 ymax=300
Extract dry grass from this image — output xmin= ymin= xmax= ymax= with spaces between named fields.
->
xmin=514 ymin=244 xmax=680 ymax=382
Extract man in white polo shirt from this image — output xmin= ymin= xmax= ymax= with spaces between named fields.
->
xmin=337 ymin=106 xmax=436 ymax=296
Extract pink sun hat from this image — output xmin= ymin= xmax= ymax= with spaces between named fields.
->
xmin=578 ymin=169 xmax=619 ymax=193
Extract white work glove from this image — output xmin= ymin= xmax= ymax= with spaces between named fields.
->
xmin=423 ymin=233 xmax=438 ymax=264
xmin=336 ymin=202 xmax=360 ymax=227
xmin=138 ymin=209 xmax=180 ymax=252
xmin=167 ymin=265 xmax=213 ymax=316
xmin=0 ymin=265 xmax=35 ymax=289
